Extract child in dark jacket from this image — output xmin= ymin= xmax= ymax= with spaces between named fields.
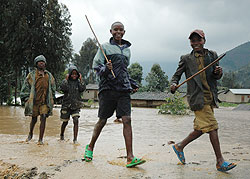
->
xmin=60 ymin=65 xmax=86 ymax=144
xmin=170 ymin=29 xmax=236 ymax=172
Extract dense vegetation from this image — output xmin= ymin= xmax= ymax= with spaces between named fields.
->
xmin=0 ymin=0 xmax=72 ymax=104
xmin=72 ymin=38 xmax=98 ymax=84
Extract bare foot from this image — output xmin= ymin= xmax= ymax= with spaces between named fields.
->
xmin=60 ymin=135 xmax=64 ymax=141
xmin=26 ymin=133 xmax=33 ymax=142
xmin=73 ymin=140 xmax=79 ymax=145
xmin=37 ymin=140 xmax=44 ymax=145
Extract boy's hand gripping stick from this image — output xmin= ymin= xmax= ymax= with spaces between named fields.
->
xmin=171 ymin=52 xmax=226 ymax=93
xmin=85 ymin=15 xmax=116 ymax=78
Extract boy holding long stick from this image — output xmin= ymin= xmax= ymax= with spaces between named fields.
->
xmin=83 ymin=21 xmax=145 ymax=168
xmin=170 ymin=29 xmax=236 ymax=172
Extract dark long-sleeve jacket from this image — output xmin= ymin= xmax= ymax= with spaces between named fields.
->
xmin=93 ymin=37 xmax=138 ymax=93
xmin=171 ymin=49 xmax=222 ymax=111
xmin=60 ymin=66 xmax=86 ymax=110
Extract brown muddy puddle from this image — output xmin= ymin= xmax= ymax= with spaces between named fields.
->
xmin=0 ymin=106 xmax=250 ymax=178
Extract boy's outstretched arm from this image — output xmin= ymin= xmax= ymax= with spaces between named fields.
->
xmin=170 ymin=56 xmax=186 ymax=93
xmin=93 ymin=47 xmax=111 ymax=77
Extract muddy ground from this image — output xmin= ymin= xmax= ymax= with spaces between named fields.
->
xmin=0 ymin=106 xmax=249 ymax=179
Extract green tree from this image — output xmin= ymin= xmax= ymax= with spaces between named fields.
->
xmin=0 ymin=42 xmax=11 ymax=105
xmin=128 ymin=62 xmax=143 ymax=87
xmin=0 ymin=2 xmax=11 ymax=104
xmin=44 ymin=0 xmax=73 ymax=86
xmin=145 ymin=64 xmax=169 ymax=92
xmin=221 ymin=71 xmax=241 ymax=88
xmin=1 ymin=0 xmax=48 ymax=104
xmin=72 ymin=38 xmax=98 ymax=84
xmin=1 ymin=0 xmax=73 ymax=105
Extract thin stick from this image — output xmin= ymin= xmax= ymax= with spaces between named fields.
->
xmin=176 ymin=52 xmax=226 ymax=88
xmin=85 ymin=15 xmax=116 ymax=78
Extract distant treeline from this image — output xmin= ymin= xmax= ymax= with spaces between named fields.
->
xmin=0 ymin=0 xmax=73 ymax=104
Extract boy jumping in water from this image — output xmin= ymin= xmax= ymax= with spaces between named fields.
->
xmin=83 ymin=21 xmax=145 ymax=168
xmin=170 ymin=29 xmax=236 ymax=172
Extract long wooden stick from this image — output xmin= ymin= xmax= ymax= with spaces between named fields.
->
xmin=176 ymin=52 xmax=226 ymax=88
xmin=85 ymin=15 xmax=116 ymax=78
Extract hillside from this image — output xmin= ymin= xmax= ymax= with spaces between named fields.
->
xmin=219 ymin=41 xmax=250 ymax=88
xmin=220 ymin=41 xmax=250 ymax=71
xmin=235 ymin=63 xmax=250 ymax=88
xmin=139 ymin=42 xmax=250 ymax=87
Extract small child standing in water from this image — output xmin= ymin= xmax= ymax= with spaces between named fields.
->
xmin=60 ymin=65 xmax=85 ymax=144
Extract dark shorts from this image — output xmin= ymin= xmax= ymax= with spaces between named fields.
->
xmin=98 ymin=90 xmax=131 ymax=119
xmin=60 ymin=108 xmax=80 ymax=122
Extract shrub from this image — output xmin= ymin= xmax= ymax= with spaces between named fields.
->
xmin=6 ymin=96 xmax=14 ymax=106
xmin=87 ymin=99 xmax=94 ymax=107
xmin=157 ymin=92 xmax=188 ymax=115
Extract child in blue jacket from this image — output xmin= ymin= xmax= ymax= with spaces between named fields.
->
xmin=83 ymin=21 xmax=145 ymax=168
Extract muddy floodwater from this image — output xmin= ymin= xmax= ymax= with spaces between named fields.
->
xmin=0 ymin=106 xmax=250 ymax=178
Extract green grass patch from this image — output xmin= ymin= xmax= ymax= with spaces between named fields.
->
xmin=219 ymin=102 xmax=238 ymax=107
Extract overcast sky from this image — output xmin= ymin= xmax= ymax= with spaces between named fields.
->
xmin=58 ymin=0 xmax=250 ymax=76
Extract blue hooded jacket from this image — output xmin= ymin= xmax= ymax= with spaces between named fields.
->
xmin=93 ymin=37 xmax=138 ymax=93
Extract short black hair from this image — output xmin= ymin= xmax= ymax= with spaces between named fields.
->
xmin=111 ymin=21 xmax=124 ymax=29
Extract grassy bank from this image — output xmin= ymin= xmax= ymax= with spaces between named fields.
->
xmin=219 ymin=102 xmax=238 ymax=107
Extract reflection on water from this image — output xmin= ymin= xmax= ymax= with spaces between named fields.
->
xmin=0 ymin=106 xmax=29 ymax=135
xmin=0 ymin=106 xmax=62 ymax=136
xmin=0 ymin=106 xmax=102 ymax=137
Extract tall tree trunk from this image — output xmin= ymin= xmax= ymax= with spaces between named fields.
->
xmin=89 ymin=70 xmax=93 ymax=84
xmin=15 ymin=66 xmax=17 ymax=105
xmin=8 ymin=79 xmax=11 ymax=102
